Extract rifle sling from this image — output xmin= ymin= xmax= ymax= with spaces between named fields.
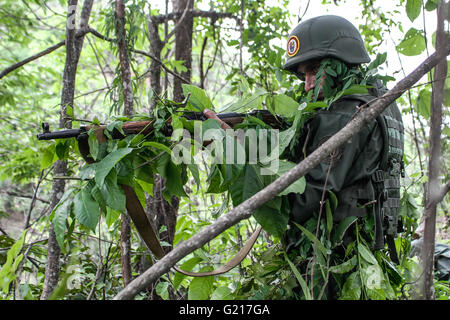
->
xmin=77 ymin=131 xmax=261 ymax=277
xmin=124 ymin=182 xmax=262 ymax=277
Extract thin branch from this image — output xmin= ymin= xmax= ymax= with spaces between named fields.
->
xmin=132 ymin=49 xmax=190 ymax=84
xmin=0 ymin=41 xmax=65 ymax=80
xmin=1 ymin=190 xmax=50 ymax=204
xmin=151 ymin=10 xmax=239 ymax=24
xmin=24 ymin=167 xmax=53 ymax=229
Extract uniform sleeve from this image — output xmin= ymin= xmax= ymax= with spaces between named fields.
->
xmin=288 ymin=108 xmax=383 ymax=225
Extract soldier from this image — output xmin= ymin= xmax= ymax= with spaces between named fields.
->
xmin=282 ymin=15 xmax=405 ymax=299
xmin=205 ymin=15 xmax=405 ymax=299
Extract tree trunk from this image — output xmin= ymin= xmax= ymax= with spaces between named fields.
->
xmin=172 ymin=0 xmax=194 ymax=102
xmin=115 ymin=0 xmax=134 ymax=115
xmin=147 ymin=17 xmax=164 ymax=109
xmin=420 ymin=1 xmax=448 ymax=300
xmin=41 ymin=0 xmax=94 ymax=300
xmin=115 ymin=0 xmax=134 ymax=287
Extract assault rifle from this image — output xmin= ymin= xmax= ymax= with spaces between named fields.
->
xmin=36 ymin=109 xmax=284 ymax=277
xmin=36 ymin=110 xmax=284 ymax=141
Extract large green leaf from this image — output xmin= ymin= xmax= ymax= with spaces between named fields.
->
xmin=329 ymin=256 xmax=357 ymax=274
xmin=95 ymin=147 xmax=133 ymax=187
xmin=142 ymin=141 xmax=172 ymax=155
xmin=261 ymin=161 xmax=306 ymax=195
xmin=292 ymin=222 xmax=328 ymax=257
xmin=284 ymin=252 xmax=312 ymax=300
xmin=182 ymin=84 xmax=212 ymax=112
xmin=332 ymin=216 xmax=358 ymax=246
xmin=416 ymin=88 xmax=431 ymax=118
xmin=358 ymin=243 xmax=378 ymax=265
xmin=230 ymin=164 xmax=263 ymax=206
xmin=406 ymin=0 xmax=422 ymax=22
xmin=339 ymin=271 xmax=362 ymax=300
xmin=271 ymin=94 xmax=299 ymax=118
xmin=211 ymin=286 xmax=233 ymax=300
xmin=424 ymin=0 xmax=440 ymax=11
xmin=50 ymin=188 xmax=76 ymax=248
xmin=229 ymin=164 xmax=291 ymax=237
xmin=253 ymin=198 xmax=289 ymax=238
xmin=187 ymin=268 xmax=214 ymax=300
xmin=100 ymin=169 xmax=126 ymax=212
xmin=73 ymin=184 xmax=100 ymax=231
xmin=164 ymin=162 xmax=187 ymax=198
xmin=396 ymin=28 xmax=426 ymax=56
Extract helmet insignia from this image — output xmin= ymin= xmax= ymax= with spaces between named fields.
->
xmin=287 ymin=35 xmax=300 ymax=57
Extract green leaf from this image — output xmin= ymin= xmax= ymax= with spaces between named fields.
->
xmin=73 ymin=184 xmax=100 ymax=231
xmin=341 ymin=84 xmax=369 ymax=96
xmin=95 ymin=147 xmax=133 ymax=187
xmin=332 ymin=216 xmax=358 ymax=247
xmin=253 ymin=198 xmax=289 ymax=238
xmin=271 ymin=94 xmax=299 ymax=118
xmin=368 ymin=53 xmax=387 ymax=70
xmin=339 ymin=271 xmax=361 ymax=300
xmin=187 ymin=268 xmax=214 ymax=300
xmin=40 ymin=144 xmax=57 ymax=169
xmin=88 ymin=131 xmax=99 ymax=161
xmin=155 ymin=282 xmax=170 ymax=300
xmin=361 ymin=264 xmax=385 ymax=299
xmin=100 ymin=169 xmax=126 ymax=212
xmin=262 ymin=161 xmax=306 ymax=196
xmin=182 ymin=84 xmax=212 ymax=112
xmin=396 ymin=28 xmax=426 ymax=56
xmin=55 ymin=139 xmax=71 ymax=160
xmin=79 ymin=163 xmax=96 ymax=180
xmin=329 ymin=256 xmax=357 ymax=274
xmin=416 ymin=88 xmax=431 ymax=118
xmin=187 ymin=164 xmax=200 ymax=188
xmin=105 ymin=207 xmax=121 ymax=228
xmin=292 ymin=222 xmax=328 ymax=257
xmin=406 ymin=0 xmax=422 ymax=22
xmin=277 ymin=162 xmax=306 ymax=195
xmin=284 ymin=252 xmax=312 ymax=300
xmin=142 ymin=141 xmax=172 ymax=155
xmin=230 ymin=164 xmax=263 ymax=206
xmin=358 ymin=243 xmax=378 ymax=265
xmin=211 ymin=287 xmax=234 ymax=300
xmin=164 ymin=162 xmax=187 ymax=198
xmin=0 ymin=230 xmax=27 ymax=293
xmin=173 ymin=257 xmax=203 ymax=290
xmin=424 ymin=0 xmax=440 ymax=11
xmin=51 ymin=188 xmax=75 ymax=248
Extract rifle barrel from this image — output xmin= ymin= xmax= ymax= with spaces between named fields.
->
xmin=36 ymin=128 xmax=86 ymax=140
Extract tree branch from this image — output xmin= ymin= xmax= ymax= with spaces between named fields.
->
xmin=113 ymin=43 xmax=450 ymax=300
xmin=0 ymin=41 xmax=65 ymax=80
xmin=151 ymin=10 xmax=239 ymax=24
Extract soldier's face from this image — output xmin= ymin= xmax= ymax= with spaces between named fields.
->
xmin=296 ymin=61 xmax=324 ymax=99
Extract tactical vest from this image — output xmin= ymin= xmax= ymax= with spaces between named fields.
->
xmin=355 ymin=82 xmax=405 ymax=263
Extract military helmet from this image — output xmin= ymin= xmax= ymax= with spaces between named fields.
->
xmin=283 ymin=15 xmax=370 ymax=75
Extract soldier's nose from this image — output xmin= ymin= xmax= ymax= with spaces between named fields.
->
xmin=304 ymin=72 xmax=316 ymax=92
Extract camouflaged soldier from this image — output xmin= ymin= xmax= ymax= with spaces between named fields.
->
xmin=282 ymin=15 xmax=405 ymax=264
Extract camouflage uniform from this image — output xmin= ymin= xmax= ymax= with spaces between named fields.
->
xmin=282 ymin=16 xmax=405 ymax=262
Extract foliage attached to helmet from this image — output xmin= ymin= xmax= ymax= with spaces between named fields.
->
xmin=283 ymin=15 xmax=379 ymax=104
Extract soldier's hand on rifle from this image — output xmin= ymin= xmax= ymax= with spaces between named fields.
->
xmin=203 ymin=109 xmax=232 ymax=130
